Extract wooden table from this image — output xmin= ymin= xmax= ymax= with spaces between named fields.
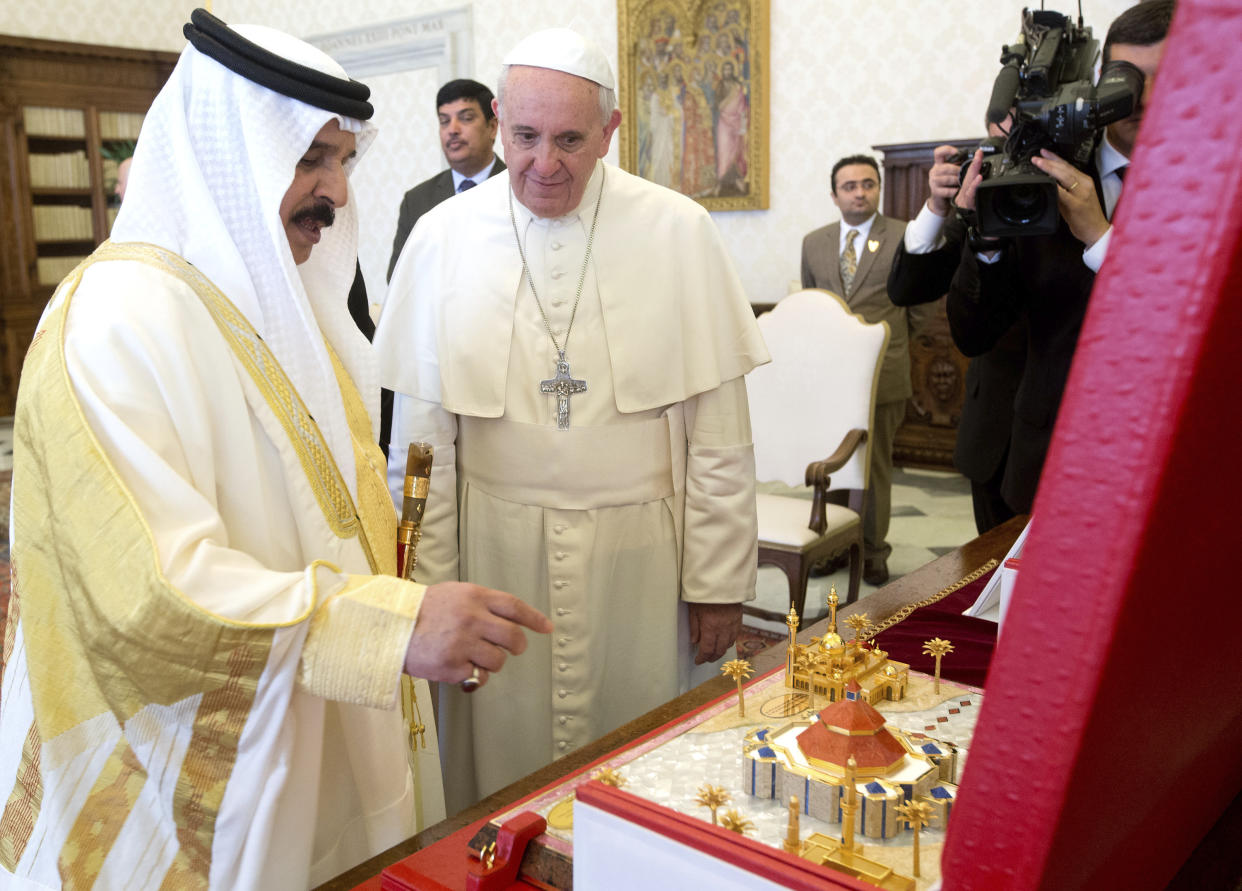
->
xmin=316 ymin=517 xmax=1026 ymax=890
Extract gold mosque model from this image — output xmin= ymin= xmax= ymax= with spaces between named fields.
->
xmin=737 ymin=586 xmax=961 ymax=886
xmin=783 ymin=587 xmax=909 ymax=705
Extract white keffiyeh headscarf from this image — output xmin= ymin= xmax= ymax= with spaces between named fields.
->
xmin=111 ymin=23 xmax=378 ymax=500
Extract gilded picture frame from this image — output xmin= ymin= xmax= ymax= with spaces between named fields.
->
xmin=617 ymin=0 xmax=769 ymax=211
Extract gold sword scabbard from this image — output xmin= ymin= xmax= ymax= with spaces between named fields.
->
xmin=398 ymin=442 xmax=434 ymax=748
xmin=397 ymin=442 xmax=433 ymax=580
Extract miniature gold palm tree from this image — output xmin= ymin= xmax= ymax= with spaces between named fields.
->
xmin=922 ymin=637 xmax=955 ymax=693
xmin=895 ymin=799 xmax=936 ymax=877
xmin=591 ymin=767 xmax=626 ymax=788
xmin=844 ymin=612 xmax=871 ymax=642
xmin=720 ymin=658 xmax=754 ymax=716
xmin=695 ymin=784 xmax=731 ymax=825
xmin=719 ymin=808 xmax=755 ymax=836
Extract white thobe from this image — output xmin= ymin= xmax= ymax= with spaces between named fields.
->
xmin=378 ymin=162 xmax=769 ymax=811
xmin=3 ymin=252 xmax=442 ymax=890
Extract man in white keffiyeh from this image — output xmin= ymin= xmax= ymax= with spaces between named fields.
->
xmin=0 ymin=10 xmax=548 ymax=889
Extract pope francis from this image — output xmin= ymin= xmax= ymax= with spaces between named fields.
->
xmin=375 ymin=28 xmax=770 ymax=812
xmin=0 ymin=11 xmax=548 ymax=889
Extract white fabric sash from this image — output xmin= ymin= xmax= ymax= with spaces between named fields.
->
xmin=457 ymin=415 xmax=673 ymax=510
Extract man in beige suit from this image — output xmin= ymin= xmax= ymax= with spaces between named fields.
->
xmin=801 ymin=154 xmax=929 ymax=585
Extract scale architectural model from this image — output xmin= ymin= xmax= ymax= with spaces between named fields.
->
xmin=740 ymin=589 xmax=961 ymax=885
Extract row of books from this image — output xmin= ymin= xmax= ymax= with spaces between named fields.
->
xmin=99 ymin=111 xmax=144 ymax=140
xmin=32 ymin=205 xmax=94 ymax=242
xmin=23 ymin=107 xmax=145 ymax=141
xmin=24 ymin=106 xmax=85 ymax=138
xmin=36 ymin=256 xmax=88 ymax=287
xmin=28 ymin=151 xmax=90 ymax=189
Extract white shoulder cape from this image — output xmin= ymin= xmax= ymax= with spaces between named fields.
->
xmin=376 ymin=163 xmax=769 ymax=414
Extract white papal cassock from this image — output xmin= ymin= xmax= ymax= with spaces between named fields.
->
xmin=377 ymin=161 xmax=770 ymax=811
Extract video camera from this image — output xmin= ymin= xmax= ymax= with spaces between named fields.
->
xmin=963 ymin=8 xmax=1145 ymax=238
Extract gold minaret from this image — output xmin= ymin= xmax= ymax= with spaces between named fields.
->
xmin=840 ymin=754 xmax=860 ymax=851
xmin=783 ymin=795 xmax=802 ymax=855
xmin=819 ymin=585 xmax=844 ymax=650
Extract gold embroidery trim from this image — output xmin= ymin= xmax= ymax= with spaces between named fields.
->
xmin=324 ymin=342 xmax=393 ymax=577
xmin=0 ymin=721 xmax=43 ymax=871
xmin=160 ymin=641 xmax=268 ymax=889
xmin=84 ymin=240 xmax=364 ymax=548
xmin=59 ymin=737 xmax=146 ymax=886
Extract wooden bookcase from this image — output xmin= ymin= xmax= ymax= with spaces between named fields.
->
xmin=0 ymin=35 xmax=178 ymax=415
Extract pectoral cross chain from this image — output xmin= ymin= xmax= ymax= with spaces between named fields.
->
xmin=540 ymin=352 xmax=587 ymax=430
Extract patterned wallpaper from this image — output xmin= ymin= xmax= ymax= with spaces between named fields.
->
xmin=3 ymin=0 xmax=1136 ymax=302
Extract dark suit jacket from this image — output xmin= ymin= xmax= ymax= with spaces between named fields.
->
xmin=343 ymin=262 xmax=394 ymax=451
xmin=386 ymin=158 xmax=506 ymax=281
xmin=802 ymin=214 xmax=929 ymax=404
xmin=945 ymin=162 xmax=1106 ymax=512
xmin=888 ymin=215 xmax=1026 ymax=484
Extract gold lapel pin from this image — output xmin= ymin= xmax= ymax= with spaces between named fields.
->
xmin=867 ymin=239 xmax=880 ymax=253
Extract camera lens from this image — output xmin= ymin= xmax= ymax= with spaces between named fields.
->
xmin=994 ymin=183 xmax=1048 ymax=227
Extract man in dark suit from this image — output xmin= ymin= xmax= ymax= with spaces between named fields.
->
xmin=889 ymin=142 xmax=1026 ymax=535
xmin=385 ymin=78 xmax=506 ymax=282
xmin=931 ymin=0 xmax=1172 ymax=515
xmin=352 ymin=80 xmax=505 ymax=451
xmin=801 ymin=155 xmax=932 ymax=585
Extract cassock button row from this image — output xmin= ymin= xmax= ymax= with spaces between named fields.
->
xmin=554 ymin=580 xmax=568 ymax=589
xmin=558 ymin=741 xmax=568 ymax=750
xmin=555 ymin=551 xmax=567 ymax=561
xmin=558 ymin=716 xmax=568 ymax=725
xmin=550 ymin=269 xmax=565 ymax=280
xmin=558 ymin=637 xmax=570 ymax=646
xmin=551 ymin=240 xmax=563 ymax=250
xmin=558 ymin=689 xmax=568 ymax=698
xmin=558 ymin=662 xmax=569 ymax=671
xmin=553 ymin=524 xmax=567 ymax=534
xmin=556 ymin=607 xmax=570 ymax=616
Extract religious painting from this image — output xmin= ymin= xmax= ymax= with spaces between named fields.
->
xmin=617 ymin=0 xmax=769 ymax=211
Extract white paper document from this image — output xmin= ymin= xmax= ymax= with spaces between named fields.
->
xmin=963 ymin=519 xmax=1031 ymax=629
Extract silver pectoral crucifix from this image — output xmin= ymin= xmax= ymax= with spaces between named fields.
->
xmin=540 ymin=352 xmax=587 ymax=429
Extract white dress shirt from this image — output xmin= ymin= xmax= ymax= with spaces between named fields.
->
xmin=1082 ymin=132 xmax=1129 ymax=272
xmin=450 ymin=155 xmax=498 ymax=192
xmin=839 ymin=212 xmax=877 ymax=255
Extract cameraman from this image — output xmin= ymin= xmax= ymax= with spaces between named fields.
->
xmin=892 ymin=0 xmax=1173 ymax=519
xmin=889 ymin=126 xmax=1026 ymax=535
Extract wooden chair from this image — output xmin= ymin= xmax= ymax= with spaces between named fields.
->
xmin=747 ymin=289 xmax=890 ymax=620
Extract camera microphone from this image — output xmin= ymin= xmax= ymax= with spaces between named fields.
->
xmin=987 ymin=39 xmax=1026 ymax=125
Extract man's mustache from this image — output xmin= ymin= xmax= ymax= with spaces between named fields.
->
xmin=293 ymin=200 xmax=335 ymax=228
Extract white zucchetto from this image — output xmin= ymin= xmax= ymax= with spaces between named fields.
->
xmin=502 ymin=28 xmax=616 ymax=90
